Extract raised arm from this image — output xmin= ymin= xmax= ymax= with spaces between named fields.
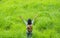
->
xmin=32 ymin=14 xmax=38 ymax=24
xmin=20 ymin=16 xmax=27 ymax=25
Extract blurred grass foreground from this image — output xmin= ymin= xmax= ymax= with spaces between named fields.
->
xmin=0 ymin=0 xmax=60 ymax=38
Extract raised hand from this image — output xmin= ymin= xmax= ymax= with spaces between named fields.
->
xmin=34 ymin=14 xmax=38 ymax=19
xmin=20 ymin=16 xmax=23 ymax=19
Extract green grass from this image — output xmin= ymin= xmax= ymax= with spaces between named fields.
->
xmin=0 ymin=0 xmax=60 ymax=38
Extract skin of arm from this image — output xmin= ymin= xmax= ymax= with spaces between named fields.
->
xmin=20 ymin=16 xmax=27 ymax=25
xmin=32 ymin=14 xmax=38 ymax=24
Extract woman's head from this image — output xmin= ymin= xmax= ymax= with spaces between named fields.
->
xmin=27 ymin=19 xmax=32 ymax=25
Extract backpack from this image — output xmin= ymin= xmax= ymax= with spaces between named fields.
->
xmin=27 ymin=25 xmax=32 ymax=32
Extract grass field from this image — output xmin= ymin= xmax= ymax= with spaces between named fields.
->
xmin=0 ymin=0 xmax=60 ymax=38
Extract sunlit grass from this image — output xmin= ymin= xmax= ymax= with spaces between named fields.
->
xmin=0 ymin=0 xmax=60 ymax=38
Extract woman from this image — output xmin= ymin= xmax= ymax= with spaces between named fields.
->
xmin=20 ymin=15 xmax=38 ymax=38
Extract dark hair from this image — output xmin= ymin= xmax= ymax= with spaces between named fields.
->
xmin=27 ymin=19 xmax=32 ymax=25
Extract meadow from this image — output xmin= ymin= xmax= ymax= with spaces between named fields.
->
xmin=0 ymin=0 xmax=60 ymax=38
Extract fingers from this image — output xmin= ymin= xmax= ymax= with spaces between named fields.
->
xmin=20 ymin=16 xmax=21 ymax=18
xmin=20 ymin=16 xmax=23 ymax=19
xmin=34 ymin=14 xmax=38 ymax=18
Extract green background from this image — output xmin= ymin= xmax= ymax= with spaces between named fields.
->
xmin=0 ymin=0 xmax=60 ymax=38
